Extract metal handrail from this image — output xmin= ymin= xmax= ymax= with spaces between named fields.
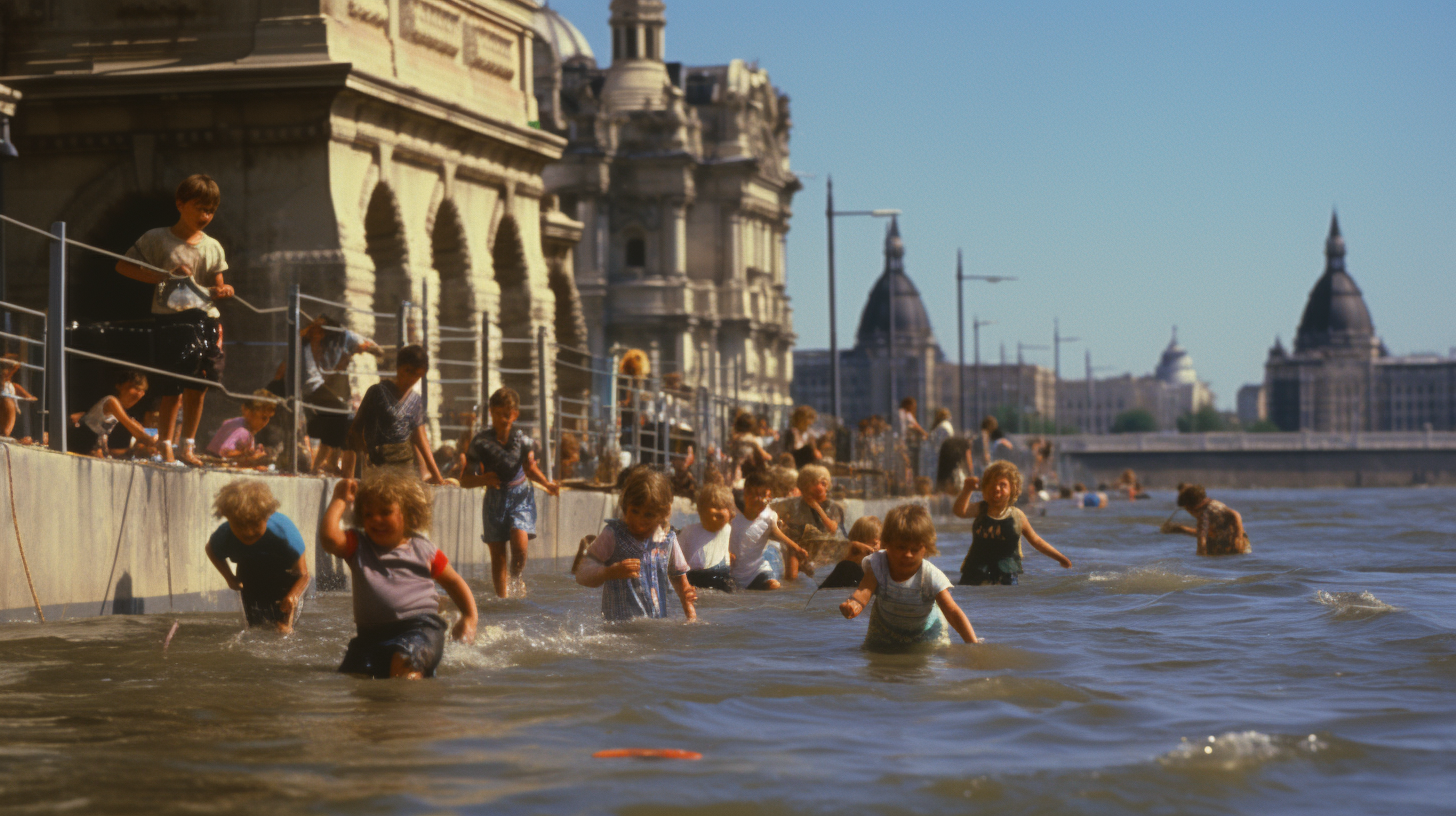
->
xmin=0 ymin=298 xmax=48 ymax=320
xmin=65 ymin=347 xmax=287 ymax=407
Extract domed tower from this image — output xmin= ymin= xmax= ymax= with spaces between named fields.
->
xmin=601 ymin=0 xmax=672 ymax=111
xmin=1293 ymin=212 xmax=1380 ymax=358
xmin=854 ymin=217 xmax=939 ymax=354
xmin=1155 ymin=326 xmax=1198 ymax=385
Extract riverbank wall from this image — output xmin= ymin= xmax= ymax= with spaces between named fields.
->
xmin=0 ymin=442 xmax=916 ymax=623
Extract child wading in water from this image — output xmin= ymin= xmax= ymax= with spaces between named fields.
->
xmin=319 ymin=472 xmax=478 ymax=679
xmin=953 ymin=461 xmax=1071 ymax=585
xmin=730 ymin=469 xmax=809 ymax=590
xmin=679 ymin=484 xmax=736 ymax=592
xmin=817 ymin=515 xmax=882 ymax=589
xmin=1161 ymin=484 xmax=1251 ymax=556
xmin=459 ymin=387 xmax=559 ymax=597
xmin=840 ymin=504 xmax=977 ymax=648
xmin=575 ymin=467 xmax=697 ymax=621
xmin=346 ymin=343 xmax=444 ymax=483
xmin=205 ymin=480 xmax=309 ymax=632
xmin=772 ymin=464 xmax=845 ymax=580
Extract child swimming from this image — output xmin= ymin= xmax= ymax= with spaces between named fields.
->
xmin=574 ymin=467 xmax=697 ymax=621
xmin=839 ymin=504 xmax=977 ymax=648
xmin=204 ymin=479 xmax=309 ymax=633
xmin=318 ymin=472 xmax=478 ymax=679
xmin=730 ymin=469 xmax=809 ymax=590
xmin=679 ymin=484 xmax=735 ymax=593
xmin=953 ymin=461 xmax=1072 ymax=585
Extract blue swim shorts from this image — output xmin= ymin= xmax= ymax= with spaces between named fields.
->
xmin=481 ymin=480 xmax=537 ymax=543
xmin=337 ymin=613 xmax=448 ymax=679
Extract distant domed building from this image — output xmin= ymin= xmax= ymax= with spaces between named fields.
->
xmin=1260 ymin=214 xmax=1455 ymax=431
xmin=1055 ymin=327 xmax=1214 ymax=434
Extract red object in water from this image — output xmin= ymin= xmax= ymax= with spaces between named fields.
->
xmin=592 ymin=748 xmax=702 ymax=760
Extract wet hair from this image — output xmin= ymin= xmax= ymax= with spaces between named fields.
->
xmin=847 ymin=515 xmax=881 ymax=545
xmin=933 ymin=407 xmax=951 ymax=425
xmin=900 ymin=397 xmax=917 ymax=413
xmin=980 ymin=415 xmax=999 ymax=433
xmin=797 ymin=464 xmax=831 ymax=493
xmin=769 ymin=466 xmax=797 ymax=497
xmin=397 ymin=344 xmax=428 ymax=371
xmin=489 ymin=387 xmax=519 ymax=411
xmin=977 ymin=461 xmax=1023 ymax=517
xmin=743 ymin=468 xmax=774 ymax=493
xmin=733 ymin=411 xmax=757 ymax=435
xmin=790 ymin=404 xmax=817 ymax=429
xmin=620 ymin=466 xmax=673 ymax=528
xmin=354 ymin=470 xmax=433 ymax=534
xmin=245 ymin=388 xmax=277 ymax=412
xmin=696 ymin=483 xmax=734 ymax=511
xmin=882 ymin=503 xmax=938 ymax=556
xmin=1177 ymin=484 xmax=1208 ymax=509
xmin=176 ymin=174 xmax=221 ymax=209
xmin=115 ymin=369 xmax=148 ymax=390
xmin=212 ymin=479 xmax=279 ymax=524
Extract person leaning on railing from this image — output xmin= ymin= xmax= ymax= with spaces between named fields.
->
xmin=112 ymin=174 xmax=233 ymax=468
xmin=270 ymin=315 xmax=383 ymax=476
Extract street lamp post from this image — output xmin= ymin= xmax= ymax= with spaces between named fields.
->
xmin=1052 ymin=318 xmax=1078 ymax=432
xmin=955 ymin=252 xmax=1014 ymax=433
xmin=972 ymin=316 xmax=995 ymax=427
xmin=824 ymin=175 xmax=897 ymax=422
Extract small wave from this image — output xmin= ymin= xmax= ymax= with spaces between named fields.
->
xmin=1159 ymin=731 xmax=1328 ymax=771
xmin=1313 ymin=590 xmax=1400 ymax=620
xmin=444 ymin=621 xmax=632 ymax=671
xmin=1087 ymin=566 xmax=1218 ymax=594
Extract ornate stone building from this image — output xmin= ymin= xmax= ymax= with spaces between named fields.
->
xmin=1055 ymin=331 xmax=1215 ymax=433
xmin=532 ymin=0 xmax=798 ymax=405
xmin=1 ymin=0 xmax=586 ymax=434
xmin=1263 ymin=214 xmax=1455 ymax=431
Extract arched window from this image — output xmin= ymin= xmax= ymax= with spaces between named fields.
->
xmin=625 ymin=236 xmax=646 ymax=268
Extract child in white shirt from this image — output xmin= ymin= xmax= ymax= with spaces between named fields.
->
xmin=679 ymin=484 xmax=736 ymax=592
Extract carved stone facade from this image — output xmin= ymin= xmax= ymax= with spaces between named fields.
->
xmin=532 ymin=0 xmax=798 ymax=405
xmin=1 ymin=0 xmax=585 ymax=435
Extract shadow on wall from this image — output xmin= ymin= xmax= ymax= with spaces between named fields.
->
xmin=111 ymin=571 xmax=144 ymax=615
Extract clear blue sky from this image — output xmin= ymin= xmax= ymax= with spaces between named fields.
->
xmin=546 ymin=1 xmax=1455 ymax=408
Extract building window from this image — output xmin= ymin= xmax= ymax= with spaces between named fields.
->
xmin=626 ymin=237 xmax=646 ymax=268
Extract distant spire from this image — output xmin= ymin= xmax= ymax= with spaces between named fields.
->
xmin=1325 ymin=209 xmax=1345 ymax=270
xmin=883 ymin=215 xmax=904 ymax=270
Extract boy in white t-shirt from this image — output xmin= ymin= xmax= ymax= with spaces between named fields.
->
xmin=679 ymin=484 xmax=736 ymax=592
xmin=730 ymin=470 xmax=808 ymax=591
xmin=114 ymin=174 xmax=234 ymax=467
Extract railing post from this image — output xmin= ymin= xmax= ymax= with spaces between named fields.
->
xmin=537 ymin=325 xmax=551 ymax=478
xmin=420 ymin=283 xmax=430 ymax=421
xmin=397 ymin=300 xmax=410 ymax=351
xmin=46 ymin=221 xmax=66 ymax=452
xmin=480 ymin=310 xmax=491 ymax=410
xmin=288 ymin=284 xmax=302 ymax=473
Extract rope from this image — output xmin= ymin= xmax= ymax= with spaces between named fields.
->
xmin=98 ymin=463 xmax=139 ymax=616
xmin=4 ymin=445 xmax=46 ymax=622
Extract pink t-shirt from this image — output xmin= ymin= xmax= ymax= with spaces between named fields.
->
xmin=206 ymin=416 xmax=254 ymax=456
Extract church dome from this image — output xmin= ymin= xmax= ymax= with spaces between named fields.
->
xmin=854 ymin=218 xmax=940 ymax=353
xmin=1294 ymin=212 xmax=1377 ymax=354
xmin=1155 ymin=327 xmax=1197 ymax=385
xmin=533 ymin=4 xmax=596 ymax=66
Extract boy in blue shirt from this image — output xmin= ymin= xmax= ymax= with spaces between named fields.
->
xmin=205 ymin=479 xmax=311 ymax=633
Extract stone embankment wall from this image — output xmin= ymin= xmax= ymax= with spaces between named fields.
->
xmin=0 ymin=443 xmax=919 ymax=623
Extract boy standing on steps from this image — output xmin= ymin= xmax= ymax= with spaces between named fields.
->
xmin=115 ymin=174 xmax=234 ymax=467
xmin=459 ymin=387 xmax=559 ymax=598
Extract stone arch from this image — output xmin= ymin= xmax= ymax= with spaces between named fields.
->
xmin=547 ymin=259 xmax=590 ymax=430
xmin=492 ymin=214 xmax=536 ymax=421
xmin=364 ymin=183 xmax=412 ymax=351
xmin=430 ymin=198 xmax=477 ymax=427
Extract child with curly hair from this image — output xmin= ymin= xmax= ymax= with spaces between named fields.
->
xmin=205 ymin=479 xmax=310 ymax=632
xmin=318 ymin=471 xmax=478 ymax=679
xmin=953 ymin=461 xmax=1071 ymax=585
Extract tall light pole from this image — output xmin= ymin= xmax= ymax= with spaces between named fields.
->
xmin=1052 ymin=318 xmax=1078 ymax=432
xmin=955 ymin=252 xmax=1014 ymax=433
xmin=972 ymin=316 xmax=995 ymax=427
xmin=825 ymin=174 xmax=897 ymax=421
